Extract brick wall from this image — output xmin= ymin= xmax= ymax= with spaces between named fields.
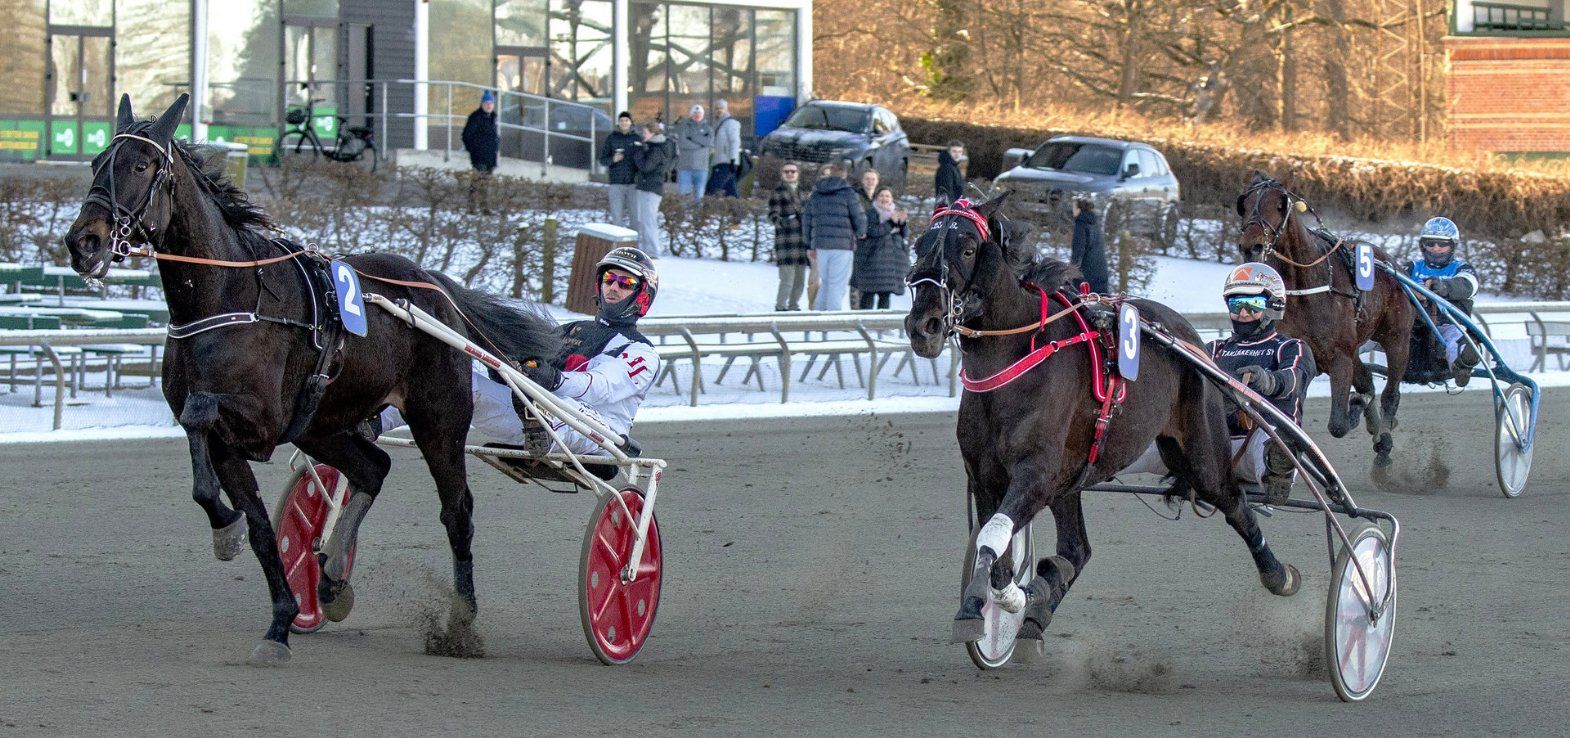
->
xmin=1444 ymin=36 xmax=1570 ymax=152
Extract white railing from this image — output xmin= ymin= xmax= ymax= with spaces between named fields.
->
xmin=4 ymin=302 xmax=1569 ymax=430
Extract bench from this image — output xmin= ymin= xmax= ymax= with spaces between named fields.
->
xmin=1529 ymin=312 xmax=1570 ymax=371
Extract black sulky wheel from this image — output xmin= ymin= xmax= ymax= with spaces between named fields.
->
xmin=579 ymin=488 xmax=663 ymax=665
xmin=1494 ymin=383 xmax=1534 ymax=498
xmin=1325 ymin=525 xmax=1396 ymax=702
xmin=960 ymin=523 xmax=1035 ymax=670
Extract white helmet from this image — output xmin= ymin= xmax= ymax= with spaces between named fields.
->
xmin=1223 ymin=262 xmax=1287 ymax=321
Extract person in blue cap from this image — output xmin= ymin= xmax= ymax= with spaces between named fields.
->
xmin=1406 ymin=216 xmax=1481 ymax=386
xmin=462 ymin=90 xmax=500 ymax=174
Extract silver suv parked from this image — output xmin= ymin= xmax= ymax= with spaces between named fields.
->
xmin=995 ymin=135 xmax=1181 ymax=245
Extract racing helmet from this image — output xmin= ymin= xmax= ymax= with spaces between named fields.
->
xmin=1418 ymin=216 xmax=1460 ymax=267
xmin=1222 ymin=262 xmax=1287 ymax=321
xmin=595 ymin=246 xmax=659 ymax=321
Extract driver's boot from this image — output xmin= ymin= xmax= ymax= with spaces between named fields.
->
xmin=1263 ymin=442 xmax=1296 ymax=506
xmin=1453 ymin=342 xmax=1481 ymax=388
xmin=512 ymin=392 xmax=553 ymax=455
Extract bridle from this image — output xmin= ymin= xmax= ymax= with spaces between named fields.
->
xmin=906 ymin=199 xmax=993 ymax=340
xmin=1238 ymin=178 xmax=1355 ymax=299
xmin=84 ymin=132 xmax=176 ymax=263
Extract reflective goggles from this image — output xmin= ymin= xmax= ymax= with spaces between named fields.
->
xmin=1226 ymin=295 xmax=1270 ymax=316
xmin=1419 ymin=238 xmax=1455 ymax=251
xmin=601 ymin=272 xmax=642 ymax=291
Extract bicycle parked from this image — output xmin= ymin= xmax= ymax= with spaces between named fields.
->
xmin=274 ymin=96 xmax=379 ymax=172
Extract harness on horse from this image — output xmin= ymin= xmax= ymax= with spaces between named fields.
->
xmin=1239 ymin=179 xmax=1360 ymax=304
xmin=90 ymin=131 xmax=345 ymax=445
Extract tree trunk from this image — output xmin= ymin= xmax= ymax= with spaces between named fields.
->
xmin=1324 ymin=0 xmax=1350 ymax=139
xmin=1116 ymin=0 xmax=1145 ymax=108
xmin=1275 ymin=4 xmax=1297 ymax=131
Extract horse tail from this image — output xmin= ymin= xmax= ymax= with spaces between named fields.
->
xmin=426 ymin=271 xmax=563 ymax=365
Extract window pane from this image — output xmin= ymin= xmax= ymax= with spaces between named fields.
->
xmin=82 ymin=34 xmax=111 ymax=116
xmin=284 ymin=0 xmax=337 ymax=17
xmin=116 ymin=0 xmax=191 ymax=114
xmin=711 ymin=6 xmax=750 ymax=136
xmin=755 ymin=9 xmax=794 ymax=97
xmin=666 ymin=4 xmax=707 ymax=120
xmin=49 ymin=34 xmax=77 ymax=116
xmin=50 ymin=0 xmax=110 ymax=26
xmin=0 ymin=0 xmax=47 ymax=114
xmin=548 ymin=0 xmax=611 ymax=105
xmin=496 ymin=0 xmax=546 ymax=48
xmin=627 ymin=0 xmax=665 ymax=123
xmin=430 ymin=0 xmax=494 ymax=135
xmin=205 ymin=0 xmax=280 ymax=125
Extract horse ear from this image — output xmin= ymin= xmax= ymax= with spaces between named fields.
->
xmin=972 ymin=190 xmax=1012 ymax=222
xmin=148 ymin=93 xmax=189 ymax=144
xmin=117 ymin=94 xmax=135 ymax=132
xmin=1235 ymin=193 xmax=1248 ymax=217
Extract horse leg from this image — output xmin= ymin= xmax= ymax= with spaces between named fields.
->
xmin=1352 ymin=358 xmax=1382 ymax=438
xmin=1325 ymin=356 xmax=1358 ymax=439
xmin=401 ymin=402 xmax=479 ymax=619
xmin=209 ymin=446 xmax=300 ymax=665
xmin=292 ymin=432 xmax=392 ymax=617
xmin=1372 ymin=338 xmax=1408 ymax=465
xmin=1018 ymin=491 xmax=1088 ymax=640
xmin=179 ymin=393 xmax=246 ymax=561
xmin=954 ymin=462 xmax=1054 ymax=643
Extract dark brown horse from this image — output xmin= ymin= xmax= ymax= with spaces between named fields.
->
xmin=905 ymin=194 xmax=1298 ymax=643
xmin=1237 ymin=173 xmax=1413 ymax=462
xmin=62 ymin=94 xmax=561 ymax=664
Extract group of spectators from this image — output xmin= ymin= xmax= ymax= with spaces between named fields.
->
xmin=768 ymin=162 xmax=913 ymax=311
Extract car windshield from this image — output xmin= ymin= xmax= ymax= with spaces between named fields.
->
xmin=783 ymin=105 xmax=868 ymax=132
xmin=1025 ymin=142 xmax=1122 ymax=175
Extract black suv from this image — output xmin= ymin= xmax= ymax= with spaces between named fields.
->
xmin=995 ymin=136 xmax=1181 ymax=245
xmin=756 ymin=101 xmax=910 ymax=193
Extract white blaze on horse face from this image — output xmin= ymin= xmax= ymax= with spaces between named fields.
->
xmin=976 ymin=512 xmax=1014 ymax=558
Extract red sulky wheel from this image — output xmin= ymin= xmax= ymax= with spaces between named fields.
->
xmin=578 ymin=488 xmax=663 ymax=665
xmin=271 ymin=464 xmax=355 ymax=635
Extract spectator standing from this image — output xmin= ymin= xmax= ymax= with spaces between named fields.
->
xmin=707 ymin=99 xmax=743 ymax=197
xmin=852 ymin=186 xmax=910 ymax=309
xmin=673 ymin=104 xmax=713 ymax=202
xmin=461 ymin=90 xmax=500 ymax=212
xmin=803 ymin=162 xmax=866 ymax=311
xmin=935 ymin=140 xmax=967 ymax=205
xmin=768 ymin=162 xmax=809 ymax=311
xmin=1070 ymin=198 xmax=1110 ymax=294
xmin=857 ymin=168 xmax=880 ymax=207
xmin=599 ymin=111 xmax=641 ymax=229
xmin=630 ymin=120 xmax=674 ymax=257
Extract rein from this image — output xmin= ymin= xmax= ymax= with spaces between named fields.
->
xmin=1240 ymin=179 xmax=1357 ymax=300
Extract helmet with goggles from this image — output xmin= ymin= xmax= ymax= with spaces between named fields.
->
xmin=1222 ymin=262 xmax=1287 ymax=321
xmin=1418 ymin=216 xmax=1460 ymax=267
xmin=594 ymin=247 xmax=659 ymax=322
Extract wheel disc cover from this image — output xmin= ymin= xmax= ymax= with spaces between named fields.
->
xmin=1496 ymin=386 xmax=1533 ymax=497
xmin=582 ymin=490 xmax=662 ymax=663
xmin=1331 ymin=532 xmax=1395 ymax=700
xmin=969 ymin=528 xmax=1032 ymax=667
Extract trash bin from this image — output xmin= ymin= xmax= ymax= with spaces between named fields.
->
xmin=566 ymin=223 xmax=639 ymax=314
xmin=221 ymin=142 xmax=250 ymax=186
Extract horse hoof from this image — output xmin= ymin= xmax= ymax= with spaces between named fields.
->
xmin=247 ymin=640 xmax=291 ymax=666
xmin=1038 ymin=555 xmax=1076 ymax=585
xmin=1261 ymin=564 xmax=1302 ymax=597
xmin=1018 ymin=575 xmax=1055 ymax=641
xmin=1372 ymin=452 xmax=1393 ymax=469
xmin=212 ymin=517 xmax=248 ymax=561
xmin=322 ymin=582 xmax=355 ymax=623
xmin=951 ymin=615 xmax=985 ymax=644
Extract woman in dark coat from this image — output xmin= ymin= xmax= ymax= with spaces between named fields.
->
xmin=852 ymin=186 xmax=911 ymax=309
xmin=1070 ymin=198 xmax=1111 ymax=294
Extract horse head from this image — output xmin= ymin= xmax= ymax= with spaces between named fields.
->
xmin=904 ymin=192 xmax=1033 ymax=358
xmin=1236 ymin=171 xmax=1305 ymax=263
xmin=64 ymin=93 xmax=188 ymax=278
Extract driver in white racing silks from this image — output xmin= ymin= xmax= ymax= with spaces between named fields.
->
xmin=377 ymin=247 xmax=661 ymax=455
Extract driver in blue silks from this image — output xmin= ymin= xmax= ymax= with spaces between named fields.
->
xmin=1407 ymin=216 xmax=1481 ymax=386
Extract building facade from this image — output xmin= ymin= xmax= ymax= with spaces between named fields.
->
xmin=0 ymin=0 xmax=811 ymax=162
xmin=1445 ymin=0 xmax=1570 ymax=154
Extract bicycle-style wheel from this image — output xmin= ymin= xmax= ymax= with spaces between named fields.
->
xmin=274 ymin=130 xmax=320 ymax=166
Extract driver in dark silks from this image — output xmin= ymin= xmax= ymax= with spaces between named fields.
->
xmin=1123 ymin=262 xmax=1315 ymax=504
xmin=375 ymin=247 xmax=661 ymax=455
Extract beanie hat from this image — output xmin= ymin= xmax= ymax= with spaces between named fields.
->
xmin=480 ymin=90 xmax=496 ymax=104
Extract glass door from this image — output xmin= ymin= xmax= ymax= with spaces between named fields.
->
xmin=47 ymin=29 xmax=114 ymax=159
xmin=496 ymin=48 xmax=548 ymax=161
xmin=283 ymin=20 xmax=339 ymax=143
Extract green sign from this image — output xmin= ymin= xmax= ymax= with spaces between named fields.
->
xmin=206 ymin=124 xmax=280 ymax=159
xmin=82 ymin=122 xmax=111 ymax=155
xmin=0 ymin=120 xmax=45 ymax=160
xmin=50 ymin=121 xmax=77 ymax=154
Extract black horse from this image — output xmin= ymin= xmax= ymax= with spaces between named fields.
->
xmin=62 ymin=94 xmax=561 ymax=664
xmin=904 ymin=194 xmax=1298 ymax=643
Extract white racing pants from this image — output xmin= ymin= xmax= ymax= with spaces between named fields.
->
xmin=379 ymin=367 xmax=611 ymax=456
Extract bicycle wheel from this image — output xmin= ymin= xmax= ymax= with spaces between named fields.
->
xmin=274 ymin=130 xmax=320 ymax=166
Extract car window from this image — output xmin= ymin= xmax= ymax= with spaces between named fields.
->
xmin=872 ymin=113 xmax=890 ymax=134
xmin=1136 ymin=150 xmax=1159 ymax=177
xmin=876 ymin=109 xmax=899 ymax=133
xmin=1148 ymin=150 xmax=1170 ymax=176
xmin=1025 ymin=142 xmax=1122 ymax=176
xmin=1121 ymin=151 xmax=1141 ymax=177
xmin=783 ymin=105 xmax=870 ymax=133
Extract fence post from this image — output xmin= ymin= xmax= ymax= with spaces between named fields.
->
xmin=540 ymin=217 xmax=558 ymax=304
xmin=445 ymin=85 xmax=453 ymax=162
xmin=379 ymin=82 xmax=389 ymax=159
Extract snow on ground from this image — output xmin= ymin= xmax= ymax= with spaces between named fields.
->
xmin=0 ymin=253 xmax=1564 ymax=442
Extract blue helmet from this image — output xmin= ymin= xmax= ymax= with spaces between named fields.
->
xmin=1418 ymin=216 xmax=1460 ymax=267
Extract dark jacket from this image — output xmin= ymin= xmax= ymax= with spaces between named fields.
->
xmin=1208 ymin=331 xmax=1316 ymax=436
xmin=630 ymin=134 xmax=675 ymax=194
xmin=599 ymin=129 xmax=643 ymax=185
xmin=852 ymin=207 xmax=910 ymax=294
xmin=768 ymin=183 xmax=808 ymax=266
xmin=802 ymin=177 xmax=866 ymax=251
xmin=1070 ymin=209 xmax=1110 ymax=294
xmin=461 ymin=107 xmax=499 ymax=171
xmin=935 ymin=150 xmax=965 ymax=203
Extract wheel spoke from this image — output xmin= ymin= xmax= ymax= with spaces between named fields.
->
xmin=592 ymin=582 xmax=621 ymax=622
xmin=596 ymin=533 xmax=623 ymax=569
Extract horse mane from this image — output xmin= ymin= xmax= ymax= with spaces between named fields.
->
xmin=123 ymin=120 xmax=279 ymax=234
xmin=1020 ymin=257 xmax=1084 ymax=293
